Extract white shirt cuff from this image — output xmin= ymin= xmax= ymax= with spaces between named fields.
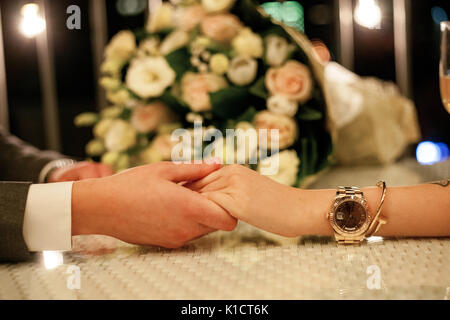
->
xmin=23 ymin=182 xmax=73 ymax=252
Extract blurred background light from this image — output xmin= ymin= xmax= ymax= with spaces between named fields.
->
xmin=43 ymin=251 xmax=64 ymax=270
xmin=416 ymin=141 xmax=450 ymax=165
xmin=116 ymin=0 xmax=147 ymax=16
xmin=431 ymin=6 xmax=448 ymax=25
xmin=354 ymin=0 xmax=382 ymax=30
xmin=19 ymin=3 xmax=46 ymax=38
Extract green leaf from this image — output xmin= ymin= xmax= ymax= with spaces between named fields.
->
xmin=297 ymin=106 xmax=323 ymax=121
xmin=236 ymin=106 xmax=258 ymax=123
xmin=160 ymin=89 xmax=190 ymax=115
xmin=210 ymin=86 xmax=251 ymax=119
xmin=119 ymin=108 xmax=132 ymax=121
xmin=249 ymin=77 xmax=269 ymax=100
xmin=165 ymin=48 xmax=192 ymax=80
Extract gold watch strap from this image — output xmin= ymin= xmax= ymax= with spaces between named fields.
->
xmin=335 ymin=186 xmax=364 ymax=245
xmin=337 ymin=186 xmax=363 ymax=196
xmin=337 ymin=239 xmax=363 ymax=245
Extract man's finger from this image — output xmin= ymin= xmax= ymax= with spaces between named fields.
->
xmin=176 ymin=185 xmax=237 ymax=231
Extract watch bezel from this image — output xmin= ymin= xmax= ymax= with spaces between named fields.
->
xmin=329 ymin=195 xmax=371 ymax=237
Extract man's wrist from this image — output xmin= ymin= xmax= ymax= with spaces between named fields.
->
xmin=72 ymin=179 xmax=103 ymax=236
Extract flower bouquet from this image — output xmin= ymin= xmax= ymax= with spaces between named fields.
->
xmin=75 ymin=0 xmax=333 ymax=187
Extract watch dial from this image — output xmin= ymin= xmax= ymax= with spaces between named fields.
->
xmin=334 ymin=201 xmax=367 ymax=231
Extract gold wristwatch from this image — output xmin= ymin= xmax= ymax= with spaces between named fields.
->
xmin=328 ymin=186 xmax=371 ymax=244
xmin=328 ymin=183 xmax=388 ymax=245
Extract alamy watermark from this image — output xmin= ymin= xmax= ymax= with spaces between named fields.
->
xmin=66 ymin=5 xmax=81 ymax=30
xmin=66 ymin=265 xmax=81 ymax=290
xmin=170 ymin=121 xmax=281 ymax=175
xmin=366 ymin=265 xmax=382 ymax=290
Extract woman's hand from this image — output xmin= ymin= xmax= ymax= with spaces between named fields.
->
xmin=187 ymin=164 xmax=320 ymax=237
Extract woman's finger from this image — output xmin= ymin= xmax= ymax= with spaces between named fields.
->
xmin=185 ymin=169 xmax=223 ymax=191
xmin=175 ymin=185 xmax=237 ymax=231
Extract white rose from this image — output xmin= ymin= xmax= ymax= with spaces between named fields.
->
xmin=160 ymin=30 xmax=189 ymax=55
xmin=201 ymin=0 xmax=235 ymax=13
xmin=253 ymin=111 xmax=298 ymax=149
xmin=99 ymin=77 xmax=121 ymax=91
xmin=258 ymin=150 xmax=300 ymax=186
xmin=209 ymin=53 xmax=229 ymax=75
xmin=115 ymin=153 xmax=131 ymax=171
xmin=227 ymin=56 xmax=258 ymax=86
xmin=101 ymin=106 xmax=123 ymax=119
xmin=139 ymin=146 xmax=161 ymax=164
xmin=147 ymin=3 xmax=174 ymax=33
xmin=101 ymin=58 xmax=125 ymax=75
xmin=125 ymin=56 xmax=176 ymax=99
xmin=106 ymin=89 xmax=131 ymax=105
xmin=101 ymin=151 xmax=120 ymax=167
xmin=138 ymin=37 xmax=160 ymax=56
xmin=104 ymin=30 xmax=136 ymax=62
xmin=265 ymin=35 xmax=290 ymax=67
xmin=74 ymin=112 xmax=99 ymax=127
xmin=130 ymin=102 xmax=176 ymax=133
xmin=232 ymin=28 xmax=263 ymax=58
xmin=267 ymin=95 xmax=298 ymax=117
xmin=93 ymin=118 xmax=114 ymax=138
xmin=151 ymin=134 xmax=179 ymax=160
xmin=104 ymin=120 xmax=137 ymax=152
xmin=85 ymin=139 xmax=106 ymax=156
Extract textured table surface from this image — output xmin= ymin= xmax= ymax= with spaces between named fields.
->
xmin=0 ymin=158 xmax=449 ymax=300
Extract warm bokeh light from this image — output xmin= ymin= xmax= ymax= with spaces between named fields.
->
xmin=354 ymin=0 xmax=382 ymax=30
xmin=43 ymin=251 xmax=64 ymax=270
xmin=19 ymin=3 xmax=46 ymax=38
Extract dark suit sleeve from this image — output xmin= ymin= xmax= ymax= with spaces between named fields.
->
xmin=0 ymin=182 xmax=32 ymax=262
xmin=0 ymin=127 xmax=62 ymax=182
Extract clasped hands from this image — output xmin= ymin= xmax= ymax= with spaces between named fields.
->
xmin=64 ymin=161 xmax=302 ymax=249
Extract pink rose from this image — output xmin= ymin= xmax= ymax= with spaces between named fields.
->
xmin=265 ymin=61 xmax=312 ymax=103
xmin=200 ymin=14 xmax=243 ymax=43
xmin=181 ymin=72 xmax=228 ymax=112
xmin=151 ymin=134 xmax=178 ymax=160
xmin=177 ymin=5 xmax=206 ymax=32
xmin=130 ymin=102 xmax=176 ymax=133
xmin=253 ymin=111 xmax=298 ymax=149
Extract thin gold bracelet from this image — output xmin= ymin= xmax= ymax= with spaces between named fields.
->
xmin=366 ymin=181 xmax=388 ymax=237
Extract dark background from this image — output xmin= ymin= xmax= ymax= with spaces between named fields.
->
xmin=1 ymin=0 xmax=449 ymax=158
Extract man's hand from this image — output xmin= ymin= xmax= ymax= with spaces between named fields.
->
xmin=48 ymin=161 xmax=114 ymax=182
xmin=71 ymin=162 xmax=237 ymax=249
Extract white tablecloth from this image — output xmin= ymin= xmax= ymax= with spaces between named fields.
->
xmin=1 ymin=158 xmax=449 ymax=300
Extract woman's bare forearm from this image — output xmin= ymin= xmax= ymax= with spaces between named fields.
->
xmin=294 ymin=180 xmax=450 ymax=237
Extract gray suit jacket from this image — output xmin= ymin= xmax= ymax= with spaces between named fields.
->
xmin=0 ymin=127 xmax=62 ymax=262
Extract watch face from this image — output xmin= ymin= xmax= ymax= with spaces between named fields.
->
xmin=334 ymin=200 xmax=367 ymax=232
